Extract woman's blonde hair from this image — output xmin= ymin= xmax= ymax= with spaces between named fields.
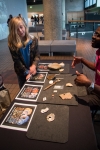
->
xmin=8 ymin=17 xmax=30 ymax=51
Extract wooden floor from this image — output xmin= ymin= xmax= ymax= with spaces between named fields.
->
xmin=0 ymin=35 xmax=96 ymax=101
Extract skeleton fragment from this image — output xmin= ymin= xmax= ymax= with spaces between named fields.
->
xmin=43 ymin=97 xmax=47 ymax=101
xmin=53 ymin=90 xmax=57 ymax=93
xmin=66 ymin=83 xmax=73 ymax=87
xmin=43 ymin=79 xmax=60 ymax=91
xmin=59 ymin=62 xmax=65 ymax=67
xmin=59 ymin=69 xmax=64 ymax=72
xmin=47 ymin=113 xmax=55 ymax=122
xmin=59 ymin=92 xmax=73 ymax=100
xmin=49 ymin=80 xmax=53 ymax=84
xmin=48 ymin=63 xmax=61 ymax=70
xmin=41 ymin=107 xmax=49 ymax=113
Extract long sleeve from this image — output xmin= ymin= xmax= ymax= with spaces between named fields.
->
xmin=9 ymin=48 xmax=28 ymax=76
xmin=30 ymin=36 xmax=40 ymax=67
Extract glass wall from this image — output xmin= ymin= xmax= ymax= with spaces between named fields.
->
xmin=85 ymin=0 xmax=96 ymax=8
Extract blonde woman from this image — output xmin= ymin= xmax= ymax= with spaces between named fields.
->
xmin=8 ymin=17 xmax=40 ymax=89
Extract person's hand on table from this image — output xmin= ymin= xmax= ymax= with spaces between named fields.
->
xmin=26 ymin=65 xmax=37 ymax=80
xmin=74 ymin=71 xmax=91 ymax=87
xmin=71 ymin=56 xmax=82 ymax=68
xmin=26 ymin=73 xmax=31 ymax=80
xmin=30 ymin=64 xmax=37 ymax=75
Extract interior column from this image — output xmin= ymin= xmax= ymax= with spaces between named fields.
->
xmin=43 ymin=0 xmax=62 ymax=40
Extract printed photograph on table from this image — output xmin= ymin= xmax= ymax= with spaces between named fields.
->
xmin=37 ymin=63 xmax=50 ymax=71
xmin=27 ymin=72 xmax=48 ymax=83
xmin=15 ymin=84 xmax=43 ymax=101
xmin=0 ymin=103 xmax=37 ymax=131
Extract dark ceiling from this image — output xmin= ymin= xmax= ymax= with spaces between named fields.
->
xmin=26 ymin=0 xmax=43 ymax=5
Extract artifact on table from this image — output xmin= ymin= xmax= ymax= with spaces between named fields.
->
xmin=66 ymin=83 xmax=73 ymax=87
xmin=43 ymin=97 xmax=47 ymax=101
xmin=47 ymin=113 xmax=55 ymax=122
xmin=49 ymin=80 xmax=53 ymax=84
xmin=59 ymin=92 xmax=73 ymax=100
xmin=59 ymin=69 xmax=64 ymax=72
xmin=43 ymin=79 xmax=60 ymax=91
xmin=48 ymin=63 xmax=61 ymax=70
xmin=53 ymin=90 xmax=57 ymax=92
xmin=47 ymin=74 xmax=56 ymax=80
xmin=59 ymin=62 xmax=65 ymax=67
xmin=41 ymin=107 xmax=49 ymax=113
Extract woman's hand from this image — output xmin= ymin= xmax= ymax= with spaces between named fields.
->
xmin=29 ymin=64 xmax=36 ymax=75
xmin=26 ymin=73 xmax=31 ymax=80
xmin=71 ymin=56 xmax=82 ymax=68
xmin=26 ymin=64 xmax=37 ymax=80
xmin=74 ymin=71 xmax=91 ymax=86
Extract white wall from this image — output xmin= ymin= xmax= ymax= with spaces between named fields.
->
xmin=0 ymin=0 xmax=28 ymax=40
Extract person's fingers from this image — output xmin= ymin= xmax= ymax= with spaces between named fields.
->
xmin=73 ymin=55 xmax=76 ymax=59
xmin=71 ymin=61 xmax=74 ymax=66
xmin=76 ymin=70 xmax=81 ymax=76
xmin=71 ymin=60 xmax=75 ymax=68
xmin=32 ymin=71 xmax=36 ymax=75
xmin=71 ymin=65 xmax=75 ymax=68
xmin=26 ymin=74 xmax=31 ymax=80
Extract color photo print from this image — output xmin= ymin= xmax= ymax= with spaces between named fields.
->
xmin=37 ymin=63 xmax=50 ymax=71
xmin=15 ymin=84 xmax=43 ymax=101
xmin=27 ymin=72 xmax=48 ymax=83
xmin=0 ymin=103 xmax=37 ymax=131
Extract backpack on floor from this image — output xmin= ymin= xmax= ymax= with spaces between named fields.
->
xmin=0 ymin=74 xmax=11 ymax=112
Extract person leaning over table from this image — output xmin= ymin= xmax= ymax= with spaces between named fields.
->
xmin=71 ymin=26 xmax=100 ymax=107
xmin=8 ymin=16 xmax=40 ymax=89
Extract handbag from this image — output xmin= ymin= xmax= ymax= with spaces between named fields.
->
xmin=0 ymin=88 xmax=11 ymax=108
xmin=0 ymin=74 xmax=11 ymax=111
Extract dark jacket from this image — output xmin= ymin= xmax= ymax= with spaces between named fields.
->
xmin=9 ymin=36 xmax=40 ymax=76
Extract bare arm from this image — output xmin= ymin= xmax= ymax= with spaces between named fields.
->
xmin=81 ymin=57 xmax=95 ymax=71
xmin=71 ymin=56 xmax=95 ymax=71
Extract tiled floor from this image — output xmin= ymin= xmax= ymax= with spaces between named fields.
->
xmin=0 ymin=33 xmax=100 ymax=149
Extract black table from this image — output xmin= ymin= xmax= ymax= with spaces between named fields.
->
xmin=0 ymin=60 xmax=98 ymax=150
xmin=38 ymin=60 xmax=83 ymax=74
xmin=0 ymin=102 xmax=97 ymax=150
